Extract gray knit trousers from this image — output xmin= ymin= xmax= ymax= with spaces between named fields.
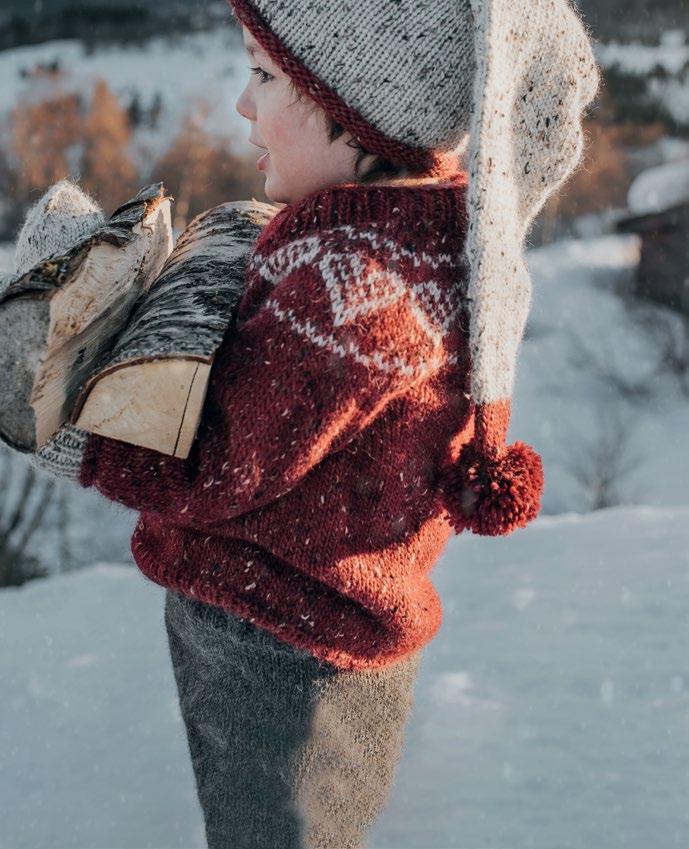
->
xmin=163 ymin=588 xmax=422 ymax=849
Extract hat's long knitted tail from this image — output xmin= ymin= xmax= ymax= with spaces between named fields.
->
xmin=438 ymin=0 xmax=600 ymax=536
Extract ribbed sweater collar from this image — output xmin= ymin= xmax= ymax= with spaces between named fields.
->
xmin=253 ymin=168 xmax=469 ymax=256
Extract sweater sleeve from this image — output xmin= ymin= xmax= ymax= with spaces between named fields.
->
xmin=78 ymin=236 xmax=450 ymax=529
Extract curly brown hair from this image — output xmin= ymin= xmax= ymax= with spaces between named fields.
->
xmin=287 ymin=79 xmax=409 ymax=184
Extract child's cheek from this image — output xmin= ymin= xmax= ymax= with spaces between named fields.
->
xmin=268 ymin=106 xmax=298 ymax=153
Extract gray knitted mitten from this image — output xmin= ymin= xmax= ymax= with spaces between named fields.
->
xmin=14 ymin=179 xmax=105 ymax=276
xmin=12 ymin=180 xmax=104 ymax=480
xmin=31 ymin=423 xmax=91 ymax=482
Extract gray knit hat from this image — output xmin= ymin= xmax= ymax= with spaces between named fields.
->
xmin=228 ymin=0 xmax=600 ymax=536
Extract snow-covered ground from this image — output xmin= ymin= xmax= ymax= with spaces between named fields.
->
xmin=627 ymin=158 xmax=689 ymax=215
xmin=0 ymin=241 xmax=14 ymax=271
xmin=596 ymin=29 xmax=689 ymax=76
xmin=2 ymin=504 xmax=688 ymax=849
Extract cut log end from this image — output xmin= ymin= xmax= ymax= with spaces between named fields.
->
xmin=74 ymin=358 xmax=211 ymax=459
xmin=1 ymin=191 xmax=276 ymax=457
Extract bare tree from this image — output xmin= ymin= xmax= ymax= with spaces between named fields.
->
xmin=81 ymin=77 xmax=138 ymax=214
xmin=10 ymin=88 xmax=83 ymax=205
xmin=623 ymin=304 xmax=689 ymax=398
xmin=56 ymin=485 xmax=72 ymax=575
xmin=559 ymin=323 xmax=659 ymax=403
xmin=562 ymin=397 xmax=643 ymax=510
xmin=0 ymin=446 xmax=65 ymax=587
xmin=547 ymin=318 xmax=651 ymax=510
xmin=149 ymin=98 xmax=265 ymax=231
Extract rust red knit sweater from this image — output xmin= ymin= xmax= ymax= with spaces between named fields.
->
xmin=78 ymin=171 xmax=475 ymax=670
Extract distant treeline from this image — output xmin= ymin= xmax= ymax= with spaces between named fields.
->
xmin=576 ymin=0 xmax=687 ymax=40
xmin=0 ymin=0 xmax=232 ymax=51
xmin=0 ymin=0 xmax=686 ymax=51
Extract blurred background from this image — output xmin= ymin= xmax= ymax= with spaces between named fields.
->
xmin=0 ymin=3 xmax=688 ymax=849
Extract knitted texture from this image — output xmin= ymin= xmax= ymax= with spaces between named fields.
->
xmin=76 ymin=174 xmax=474 ymax=671
xmin=462 ymin=0 xmax=599 ymax=445
xmin=14 ymin=179 xmax=105 ymax=276
xmin=31 ymin=423 xmax=90 ymax=481
xmin=228 ymin=0 xmax=600 ymax=535
xmin=228 ymin=0 xmax=475 ymax=175
xmin=10 ymin=180 xmax=105 ymax=478
xmin=165 ymin=588 xmax=421 ymax=848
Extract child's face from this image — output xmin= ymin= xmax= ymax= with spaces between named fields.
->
xmin=236 ymin=25 xmax=371 ymax=205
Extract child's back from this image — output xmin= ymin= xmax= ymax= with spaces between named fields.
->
xmin=83 ymin=169 xmax=474 ymax=671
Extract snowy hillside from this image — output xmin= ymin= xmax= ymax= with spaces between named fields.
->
xmin=0 ymin=27 xmax=255 ymax=179
xmin=1 ymin=25 xmax=688 ymax=189
xmin=2 ymin=504 xmax=687 ymax=849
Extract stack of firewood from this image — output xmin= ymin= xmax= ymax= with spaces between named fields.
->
xmin=0 ymin=184 xmax=278 ymax=459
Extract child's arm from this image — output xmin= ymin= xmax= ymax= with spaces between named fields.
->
xmin=40 ymin=238 xmax=448 ymax=530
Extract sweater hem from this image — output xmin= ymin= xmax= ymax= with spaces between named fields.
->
xmin=132 ymin=527 xmax=441 ymax=672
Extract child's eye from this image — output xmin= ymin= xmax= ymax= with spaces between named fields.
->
xmin=248 ymin=65 xmax=273 ymax=84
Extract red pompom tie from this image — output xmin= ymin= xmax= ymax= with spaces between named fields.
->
xmin=438 ymin=439 xmax=544 ymax=536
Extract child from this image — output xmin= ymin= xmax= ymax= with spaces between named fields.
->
xmin=15 ymin=0 xmax=599 ymax=846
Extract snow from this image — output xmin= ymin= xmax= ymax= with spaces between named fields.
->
xmin=654 ymin=135 xmax=689 ymax=164
xmin=0 ymin=563 xmax=199 ymax=849
xmin=0 ymin=241 xmax=14 ymax=271
xmin=595 ymin=29 xmax=689 ymax=76
xmin=594 ymin=30 xmax=689 ymax=126
xmin=648 ymin=73 xmax=689 ymax=127
xmin=374 ymin=503 xmax=689 ymax=849
xmin=627 ymin=158 xmax=689 ymax=215
xmin=2 ymin=505 xmax=688 ymax=849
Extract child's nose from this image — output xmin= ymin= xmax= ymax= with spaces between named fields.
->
xmin=235 ymin=84 xmax=255 ymax=121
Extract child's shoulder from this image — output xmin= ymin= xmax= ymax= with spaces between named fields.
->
xmin=248 ymin=171 xmax=469 ymax=276
xmin=238 ymin=176 xmax=470 ymax=356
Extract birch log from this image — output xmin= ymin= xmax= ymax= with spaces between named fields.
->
xmin=0 ymin=183 xmax=173 ymax=453
xmin=72 ymin=199 xmax=279 ymax=458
